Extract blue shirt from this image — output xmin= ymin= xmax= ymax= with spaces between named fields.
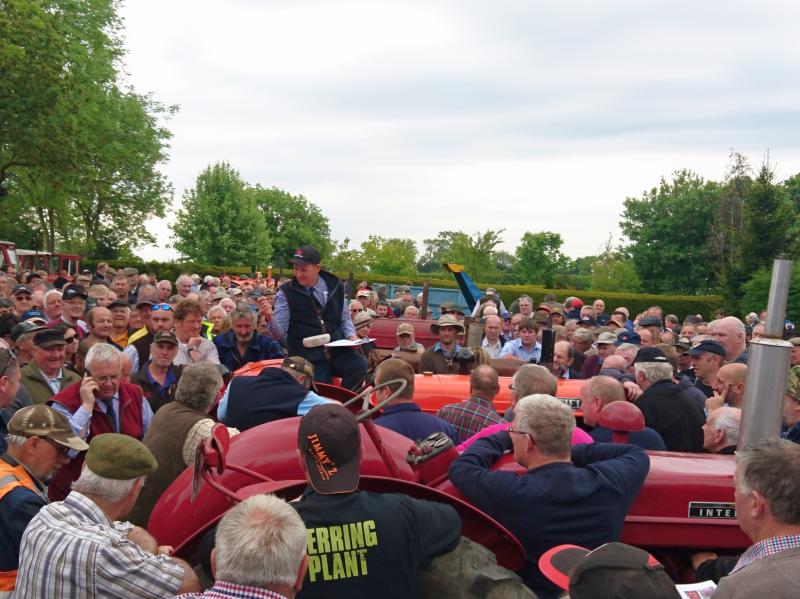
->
xmin=374 ymin=402 xmax=459 ymax=444
xmin=498 ymin=338 xmax=542 ymax=362
xmin=216 ymin=383 xmax=332 ymax=421
xmin=272 ymin=275 xmax=356 ymax=340
xmin=50 ymin=392 xmax=154 ymax=442
xmin=432 ymin=341 xmax=461 ymax=358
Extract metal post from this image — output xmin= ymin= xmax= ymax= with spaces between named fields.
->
xmin=739 ymin=259 xmax=793 ymax=447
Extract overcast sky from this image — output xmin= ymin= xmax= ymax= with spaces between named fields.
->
xmin=120 ymin=0 xmax=800 ymax=263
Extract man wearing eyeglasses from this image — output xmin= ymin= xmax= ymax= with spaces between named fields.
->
xmin=125 ymin=289 xmax=172 ymax=373
xmin=0 ymin=405 xmax=88 ymax=595
xmin=19 ymin=329 xmax=80 ymax=407
xmin=10 ymin=285 xmax=34 ymax=318
xmin=449 ymin=394 xmax=650 ymax=599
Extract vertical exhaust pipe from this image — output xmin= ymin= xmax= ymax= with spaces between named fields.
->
xmin=739 ymin=259 xmax=793 ymax=447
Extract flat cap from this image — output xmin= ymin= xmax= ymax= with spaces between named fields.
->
xmin=639 ymin=315 xmax=663 ymax=327
xmin=633 ymin=347 xmax=670 ymax=364
xmin=85 ymin=433 xmax=158 ymax=480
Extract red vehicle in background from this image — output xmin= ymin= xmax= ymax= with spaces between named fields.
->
xmin=1 ymin=241 xmax=80 ymax=280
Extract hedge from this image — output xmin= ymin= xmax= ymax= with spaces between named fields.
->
xmin=82 ymin=260 xmax=723 ymax=320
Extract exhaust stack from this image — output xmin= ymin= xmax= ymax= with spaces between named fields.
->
xmin=739 ymin=259 xmax=793 ymax=447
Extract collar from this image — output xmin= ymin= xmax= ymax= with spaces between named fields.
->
xmin=433 ymin=341 xmax=460 ymax=355
xmin=145 ymin=361 xmax=176 ymax=386
xmin=196 ymin=581 xmax=290 ymax=599
xmin=733 ymin=534 xmax=800 ymax=572
xmin=37 ymin=364 xmax=63 ymax=383
xmin=382 ymin=402 xmax=422 ymax=414
xmin=63 ymin=491 xmax=113 ymax=527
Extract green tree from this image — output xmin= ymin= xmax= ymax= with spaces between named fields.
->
xmin=171 ymin=163 xmax=271 ymax=265
xmin=513 ymin=231 xmax=569 ymax=287
xmin=327 ymin=238 xmax=367 ymax=274
xmin=741 ymin=264 xmax=800 ymax=324
xmin=590 ymin=240 xmax=641 ymax=292
xmin=568 ymin=256 xmax=598 ymax=276
xmin=250 ymin=186 xmax=333 ymax=267
xmin=360 ymin=236 xmax=417 ymax=276
xmin=418 ymin=230 xmax=504 ymax=281
xmin=621 ymin=169 xmax=720 ymax=294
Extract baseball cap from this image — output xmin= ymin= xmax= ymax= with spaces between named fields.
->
xmin=356 ymin=289 xmax=371 ymax=299
xmin=615 ymin=330 xmax=641 ymax=346
xmin=11 ymin=322 xmax=44 ymax=342
xmin=34 ymin=328 xmax=66 ymax=348
xmin=689 ymin=339 xmax=727 ymax=358
xmin=579 ymin=316 xmax=596 ymax=327
xmin=20 ymin=309 xmax=47 ymax=324
xmin=85 ymin=433 xmax=158 ymax=480
xmin=633 ymin=347 xmax=669 ymax=364
xmin=596 ymin=331 xmax=618 ymax=345
xmin=12 ymin=284 xmax=33 ymax=296
xmin=9 ymin=405 xmax=89 ymax=452
xmin=396 ymin=322 xmax=414 ymax=336
xmin=298 ymin=403 xmax=361 ymax=494
xmin=109 ymin=298 xmax=130 ymax=309
xmin=283 ymin=356 xmax=315 ymax=380
xmin=539 ymin=542 xmax=680 ymax=599
xmin=62 ymin=284 xmax=88 ymax=301
xmin=152 ymin=330 xmax=178 ymax=347
xmin=289 ymin=245 xmax=321 ymax=266
xmin=675 ymin=337 xmax=692 ymax=353
xmin=639 ymin=315 xmax=663 ymax=327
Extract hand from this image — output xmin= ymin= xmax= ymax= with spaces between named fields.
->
xmin=707 ymin=383 xmax=729 ymax=412
xmin=80 ymin=375 xmax=99 ymax=410
xmin=622 ymin=381 xmax=643 ymax=401
xmin=690 ymin=551 xmax=718 ymax=570
xmin=128 ymin=526 xmax=158 ymax=554
xmin=157 ymin=545 xmax=175 ymax=556
xmin=187 ymin=336 xmax=202 ymax=350
xmin=258 ymin=298 xmax=273 ymax=320
xmin=348 ymin=335 xmax=360 ymax=342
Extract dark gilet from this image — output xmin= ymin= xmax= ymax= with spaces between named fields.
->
xmin=223 ymin=367 xmax=308 ymax=431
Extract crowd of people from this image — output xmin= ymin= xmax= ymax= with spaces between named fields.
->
xmin=0 ymin=245 xmax=799 ymax=598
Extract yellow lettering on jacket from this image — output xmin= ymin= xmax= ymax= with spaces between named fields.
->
xmin=306 ymin=520 xmax=377 ymax=582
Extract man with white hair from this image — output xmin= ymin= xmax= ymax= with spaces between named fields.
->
xmin=177 ymin=495 xmax=308 ymax=599
xmin=632 ymin=347 xmax=705 ymax=452
xmin=47 ymin=343 xmax=155 ymax=500
xmin=43 ymin=290 xmax=62 ymax=322
xmin=702 ymin=407 xmax=741 ymax=455
xmin=175 ymin=274 xmax=193 ymax=299
xmin=449 ymin=394 xmax=649 ymax=598
xmin=712 ymin=316 xmax=749 ymax=364
xmin=14 ymin=434 xmax=200 ymax=597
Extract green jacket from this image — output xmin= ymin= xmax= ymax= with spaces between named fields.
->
xmin=19 ymin=362 xmax=81 ymax=406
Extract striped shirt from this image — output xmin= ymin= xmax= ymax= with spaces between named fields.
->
xmin=176 ymin=580 xmax=289 ymax=598
xmin=437 ymin=396 xmax=504 ymax=442
xmin=732 ymin=534 xmax=800 ymax=573
xmin=14 ymin=491 xmax=184 ymax=598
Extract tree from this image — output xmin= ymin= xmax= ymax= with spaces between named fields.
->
xmin=360 ymin=236 xmax=417 ymax=276
xmin=620 ymin=169 xmax=720 ymax=294
xmin=513 ymin=231 xmax=569 ymax=287
xmin=171 ymin=163 xmax=271 ymax=265
xmin=418 ymin=230 xmax=505 ymax=281
xmin=590 ymin=240 xmax=641 ymax=292
xmin=327 ymin=238 xmax=367 ymax=274
xmin=250 ymin=186 xmax=333 ymax=267
xmin=568 ymin=256 xmax=598 ymax=276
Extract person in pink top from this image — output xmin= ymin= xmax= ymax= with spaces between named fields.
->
xmin=457 ymin=364 xmax=593 ymax=451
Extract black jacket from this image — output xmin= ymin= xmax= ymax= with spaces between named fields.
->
xmin=635 ymin=379 xmax=705 ymax=452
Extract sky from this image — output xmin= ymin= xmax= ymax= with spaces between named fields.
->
xmin=119 ymin=0 xmax=800 ymax=263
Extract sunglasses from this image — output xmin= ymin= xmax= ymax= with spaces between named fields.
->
xmin=152 ymin=303 xmax=173 ymax=311
xmin=14 ymin=294 xmax=32 ymax=301
xmin=43 ymin=437 xmax=71 ymax=457
xmin=64 ymin=335 xmax=78 ymax=343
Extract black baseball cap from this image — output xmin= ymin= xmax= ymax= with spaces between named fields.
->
xmin=62 ymin=284 xmax=88 ymax=301
xmin=539 ymin=542 xmax=680 ymax=599
xmin=289 ymin=245 xmax=321 ymax=266
xmin=109 ymin=298 xmax=130 ymax=309
xmin=689 ymin=339 xmax=727 ymax=358
xmin=12 ymin=284 xmax=33 ymax=296
xmin=639 ymin=315 xmax=663 ymax=327
xmin=297 ymin=403 xmax=360 ymax=495
xmin=152 ymin=330 xmax=178 ymax=347
xmin=633 ymin=347 xmax=669 ymax=364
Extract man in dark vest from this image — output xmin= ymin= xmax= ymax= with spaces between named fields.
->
xmin=47 ymin=343 xmax=154 ymax=500
xmin=129 ymin=363 xmax=229 ymax=527
xmin=124 ymin=290 xmax=172 ymax=374
xmin=219 ymin=357 xmax=333 ymax=431
xmin=269 ymin=245 xmax=367 ymax=389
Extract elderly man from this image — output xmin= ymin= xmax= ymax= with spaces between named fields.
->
xmin=437 ymin=364 xmax=504 ymax=441
xmin=214 ymin=306 xmax=284 ymax=371
xmin=178 ymin=495 xmax=308 ymax=599
xmin=580 ymin=375 xmax=666 ymax=450
xmin=552 ymin=340 xmax=581 ymax=379
xmin=291 ymin=403 xmax=461 ymax=597
xmin=19 ymin=329 xmax=80 ymax=405
xmin=43 ymin=290 xmax=62 ymax=322
xmin=691 ymin=339 xmax=727 ymax=398
xmin=130 ymin=363 xmax=232 ymax=527
xmin=449 ymin=394 xmax=650 ymax=598
xmin=131 ymin=331 xmax=183 ymax=413
xmin=175 ymin=274 xmax=194 ymax=298
xmin=220 ymin=357 xmax=333 ymax=431
xmin=10 ymin=285 xmax=34 ymax=318
xmin=633 ymin=347 xmax=705 ymax=452
xmin=393 ymin=322 xmax=424 ymax=353
xmin=702 ymin=407 xmax=741 ymax=455
xmin=592 ymin=298 xmax=609 ymax=325
xmin=125 ymin=300 xmax=174 ymax=374
xmin=15 ymin=434 xmax=200 ymax=596
xmin=48 ymin=343 xmax=155 ymax=501
xmin=173 ymin=299 xmax=220 ymax=365
xmin=579 ymin=331 xmax=617 ymax=379
xmin=47 ymin=284 xmax=89 ymax=338
xmin=419 ymin=314 xmax=464 ymax=375
xmin=708 ymin=363 xmax=747 ymax=411
xmin=156 ymin=280 xmax=173 ymax=303
xmin=712 ymin=316 xmax=749 ymax=364
xmin=0 ymin=405 xmax=88 ymax=594
xmin=481 ymin=314 xmax=504 ymax=359
xmin=711 ymin=439 xmax=800 ymax=598
xmin=268 ymin=245 xmax=366 ymax=390
xmin=499 ymin=318 xmax=541 ymax=362
xmin=373 ymin=358 xmax=458 ymax=443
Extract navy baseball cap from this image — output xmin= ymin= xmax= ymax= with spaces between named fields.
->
xmin=615 ymin=330 xmax=641 ymax=346
xmin=689 ymin=339 xmax=727 ymax=358
xmin=633 ymin=347 xmax=669 ymax=364
xmin=289 ymin=245 xmax=321 ymax=266
xmin=21 ymin=309 xmax=47 ymax=323
xmin=638 ymin=315 xmax=663 ymax=327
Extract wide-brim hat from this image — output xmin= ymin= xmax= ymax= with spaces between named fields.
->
xmin=430 ymin=314 xmax=465 ymax=334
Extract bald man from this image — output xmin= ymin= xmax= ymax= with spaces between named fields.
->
xmin=707 ymin=363 xmax=747 ymax=411
xmin=711 ymin=316 xmax=748 ymax=364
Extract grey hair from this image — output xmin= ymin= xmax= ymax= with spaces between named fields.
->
xmin=215 ymin=494 xmax=307 ymax=588
xmin=5 ymin=434 xmax=29 ymax=449
xmin=514 ymin=394 xmax=575 ymax=457
xmin=85 ymin=343 xmax=122 ymax=371
xmin=231 ymin=307 xmax=257 ymax=326
xmin=175 ymin=274 xmax=193 ymax=286
xmin=513 ymin=364 xmax=558 ymax=397
xmin=616 ymin=343 xmax=639 ymax=356
xmin=633 ymin=362 xmax=673 ymax=384
xmin=198 ymin=290 xmax=212 ymax=301
xmin=736 ymin=438 xmax=800 ymax=524
xmin=44 ymin=289 xmax=62 ymax=306
xmin=72 ymin=466 xmax=144 ymax=502
xmin=572 ymin=328 xmax=594 ymax=344
xmin=709 ymin=407 xmax=741 ymax=446
xmin=207 ymin=306 xmax=226 ymax=319
xmin=175 ymin=363 xmax=223 ymax=411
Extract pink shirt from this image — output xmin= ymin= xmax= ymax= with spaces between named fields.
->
xmin=457 ymin=421 xmax=594 ymax=452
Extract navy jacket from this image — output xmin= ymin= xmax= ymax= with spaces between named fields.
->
xmin=374 ymin=403 xmax=459 ymax=444
xmin=214 ymin=330 xmax=285 ymax=372
xmin=222 ymin=367 xmax=307 ymax=431
xmin=449 ymin=433 xmax=649 ymax=599
xmin=590 ymin=426 xmax=667 ymax=450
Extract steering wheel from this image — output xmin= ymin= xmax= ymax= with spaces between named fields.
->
xmin=340 ymin=378 xmax=408 ymax=422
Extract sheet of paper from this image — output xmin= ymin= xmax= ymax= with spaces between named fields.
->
xmin=675 ymin=581 xmax=717 ymax=598
xmin=324 ymin=338 xmax=375 ymax=348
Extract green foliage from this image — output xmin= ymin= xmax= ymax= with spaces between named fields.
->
xmin=591 ymin=252 xmax=641 ymax=292
xmin=326 ymin=238 xmax=367 ymax=274
xmin=741 ymin=264 xmax=800 ymax=324
xmin=568 ymin=256 xmax=598 ymax=276
xmin=418 ymin=230 xmax=505 ymax=281
xmin=250 ymin=186 xmax=333 ymax=267
xmin=513 ymin=231 xmax=569 ymax=287
xmin=360 ymin=236 xmax=417 ymax=276
xmin=172 ymin=163 xmax=272 ymax=266
xmin=621 ymin=169 xmax=720 ymax=294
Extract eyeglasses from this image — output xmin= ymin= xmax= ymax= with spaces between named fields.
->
xmin=152 ymin=303 xmax=172 ymax=311
xmin=14 ymin=294 xmax=32 ymax=301
xmin=64 ymin=335 xmax=78 ymax=343
xmin=507 ymin=428 xmax=534 ymax=441
xmin=42 ymin=437 xmax=71 ymax=457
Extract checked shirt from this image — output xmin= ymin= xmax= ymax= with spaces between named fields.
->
xmin=437 ymin=396 xmax=504 ymax=442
